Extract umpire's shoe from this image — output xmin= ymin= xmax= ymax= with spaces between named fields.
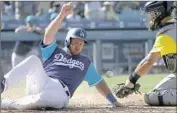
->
xmin=0 ymin=77 xmax=5 ymax=94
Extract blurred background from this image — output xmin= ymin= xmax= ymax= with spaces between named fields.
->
xmin=0 ymin=1 xmax=174 ymax=75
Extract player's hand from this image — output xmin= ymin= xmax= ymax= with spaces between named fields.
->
xmin=60 ymin=2 xmax=73 ymax=17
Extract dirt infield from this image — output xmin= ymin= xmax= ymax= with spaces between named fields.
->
xmin=1 ymin=93 xmax=176 ymax=113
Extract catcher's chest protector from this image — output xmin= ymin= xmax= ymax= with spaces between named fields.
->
xmin=157 ymin=22 xmax=177 ymax=73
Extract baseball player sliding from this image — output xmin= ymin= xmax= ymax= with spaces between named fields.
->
xmin=0 ymin=2 xmax=122 ymax=110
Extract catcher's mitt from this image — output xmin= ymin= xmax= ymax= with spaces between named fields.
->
xmin=113 ymin=83 xmax=141 ymax=98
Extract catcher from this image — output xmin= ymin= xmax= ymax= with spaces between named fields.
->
xmin=0 ymin=2 xmax=122 ymax=110
xmin=114 ymin=1 xmax=177 ymax=106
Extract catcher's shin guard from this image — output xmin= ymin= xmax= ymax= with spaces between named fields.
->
xmin=144 ymin=89 xmax=177 ymax=106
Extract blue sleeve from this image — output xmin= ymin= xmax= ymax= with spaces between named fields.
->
xmin=84 ymin=63 xmax=103 ymax=87
xmin=40 ymin=40 xmax=57 ymax=62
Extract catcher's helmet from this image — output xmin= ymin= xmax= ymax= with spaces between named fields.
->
xmin=65 ymin=27 xmax=87 ymax=47
xmin=143 ymin=1 xmax=174 ymax=31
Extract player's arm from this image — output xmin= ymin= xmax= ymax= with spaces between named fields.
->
xmin=84 ymin=63 xmax=122 ymax=107
xmin=95 ymin=79 xmax=122 ymax=107
xmin=43 ymin=2 xmax=73 ymax=45
xmin=115 ymin=34 xmax=176 ymax=98
xmin=126 ymin=34 xmax=175 ymax=86
xmin=123 ymin=52 xmax=160 ymax=87
xmin=134 ymin=52 xmax=160 ymax=76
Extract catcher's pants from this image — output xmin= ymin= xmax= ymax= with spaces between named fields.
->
xmin=11 ymin=47 xmax=39 ymax=68
xmin=2 ymin=55 xmax=70 ymax=110
xmin=144 ymin=73 xmax=176 ymax=106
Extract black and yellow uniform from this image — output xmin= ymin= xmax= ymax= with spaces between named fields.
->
xmin=145 ymin=20 xmax=177 ymax=106
xmin=114 ymin=1 xmax=177 ymax=106
xmin=150 ymin=21 xmax=176 ymax=72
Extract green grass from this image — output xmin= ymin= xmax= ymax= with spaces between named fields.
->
xmin=74 ymin=74 xmax=167 ymax=94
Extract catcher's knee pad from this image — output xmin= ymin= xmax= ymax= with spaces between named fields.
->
xmin=144 ymin=89 xmax=177 ymax=106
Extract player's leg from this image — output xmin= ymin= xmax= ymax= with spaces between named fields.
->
xmin=37 ymin=77 xmax=70 ymax=109
xmin=25 ymin=54 xmax=47 ymax=95
xmin=1 ymin=94 xmax=42 ymax=110
xmin=24 ymin=56 xmax=70 ymax=108
xmin=3 ymin=55 xmax=42 ymax=92
xmin=3 ymin=55 xmax=70 ymax=109
xmin=144 ymin=73 xmax=176 ymax=106
xmin=11 ymin=54 xmax=69 ymax=109
xmin=1 ymin=77 xmax=70 ymax=110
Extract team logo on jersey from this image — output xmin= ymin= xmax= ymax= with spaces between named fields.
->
xmin=53 ymin=53 xmax=84 ymax=70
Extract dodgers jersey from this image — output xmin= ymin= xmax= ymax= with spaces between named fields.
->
xmin=41 ymin=40 xmax=103 ymax=97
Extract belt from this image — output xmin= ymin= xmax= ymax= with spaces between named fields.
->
xmin=59 ymin=80 xmax=70 ymax=97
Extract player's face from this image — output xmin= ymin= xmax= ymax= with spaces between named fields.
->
xmin=142 ymin=10 xmax=159 ymax=30
xmin=147 ymin=11 xmax=158 ymax=27
xmin=70 ymin=38 xmax=85 ymax=55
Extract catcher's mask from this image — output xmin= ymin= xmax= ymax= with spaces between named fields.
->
xmin=141 ymin=1 xmax=174 ymax=31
